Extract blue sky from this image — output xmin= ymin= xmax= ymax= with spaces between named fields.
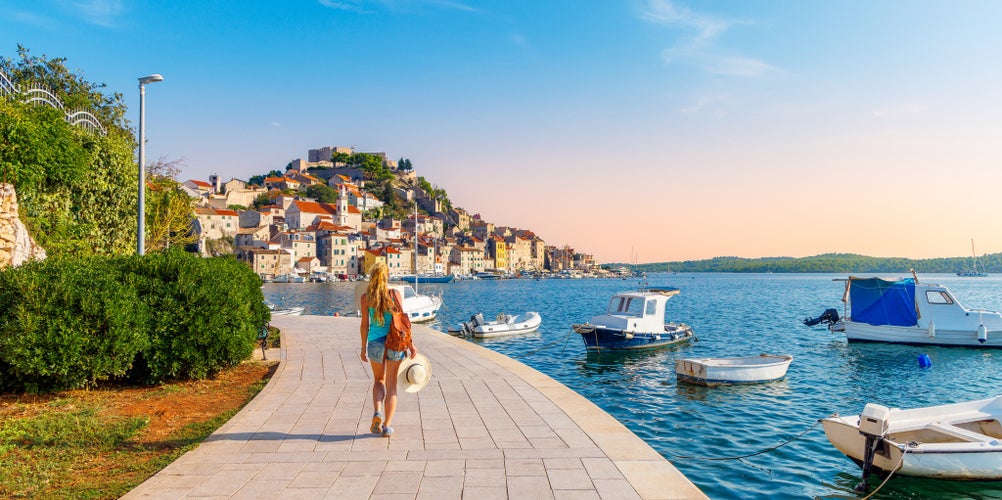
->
xmin=4 ymin=0 xmax=1002 ymax=263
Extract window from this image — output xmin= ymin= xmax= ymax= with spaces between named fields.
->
xmin=926 ymin=291 xmax=954 ymax=305
xmin=646 ymin=300 xmax=657 ymax=315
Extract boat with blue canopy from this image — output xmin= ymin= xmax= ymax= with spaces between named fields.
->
xmin=806 ymin=274 xmax=1002 ymax=348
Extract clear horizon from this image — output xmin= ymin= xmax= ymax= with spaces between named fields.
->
xmin=4 ymin=1 xmax=1002 ymax=263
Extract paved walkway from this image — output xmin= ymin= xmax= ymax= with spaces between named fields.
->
xmin=124 ymin=315 xmax=706 ymax=499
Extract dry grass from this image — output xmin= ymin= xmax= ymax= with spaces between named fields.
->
xmin=0 ymin=359 xmax=278 ymax=499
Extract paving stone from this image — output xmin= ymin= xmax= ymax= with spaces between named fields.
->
xmin=120 ymin=316 xmax=706 ymax=500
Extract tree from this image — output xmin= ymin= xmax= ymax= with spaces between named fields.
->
xmin=332 ymin=151 xmax=351 ymax=167
xmin=248 ymin=170 xmax=282 ymax=186
xmin=144 ymin=157 xmax=197 ymax=253
xmin=251 ymin=193 xmax=271 ymax=209
xmin=1 ymin=47 xmax=137 ymax=257
xmin=306 ymin=184 xmax=338 ymax=203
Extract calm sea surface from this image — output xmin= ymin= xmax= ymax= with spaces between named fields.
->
xmin=263 ymin=273 xmax=1002 ymax=499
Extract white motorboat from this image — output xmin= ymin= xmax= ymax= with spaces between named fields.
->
xmin=272 ymin=273 xmax=305 ymax=283
xmin=675 ymin=354 xmax=792 ymax=386
xmin=806 ymin=275 xmax=1002 ymax=348
xmin=572 ymin=287 xmax=694 ymax=351
xmin=352 ymin=282 xmax=443 ymax=323
xmin=266 ymin=301 xmax=304 ymax=316
xmin=821 ymin=396 xmax=1002 ymax=481
xmin=448 ymin=311 xmax=542 ymax=338
xmin=389 ymin=283 xmax=442 ymax=323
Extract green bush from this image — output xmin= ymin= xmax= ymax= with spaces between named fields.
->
xmin=0 ymin=257 xmax=148 ymax=392
xmin=123 ymin=250 xmax=269 ymax=384
xmin=0 ymin=251 xmax=270 ymax=392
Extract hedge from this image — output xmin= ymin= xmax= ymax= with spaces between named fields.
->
xmin=0 ymin=250 xmax=270 ymax=392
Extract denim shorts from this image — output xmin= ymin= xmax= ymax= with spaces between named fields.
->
xmin=367 ymin=338 xmax=407 ymax=362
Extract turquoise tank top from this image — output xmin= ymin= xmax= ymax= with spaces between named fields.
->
xmin=367 ymin=307 xmax=392 ymax=342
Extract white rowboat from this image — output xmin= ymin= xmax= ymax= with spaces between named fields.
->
xmin=675 ymin=354 xmax=793 ymax=386
xmin=821 ymin=395 xmax=1002 ymax=480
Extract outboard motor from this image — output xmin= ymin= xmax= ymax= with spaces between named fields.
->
xmin=855 ymin=403 xmax=891 ymax=492
xmin=472 ymin=313 xmax=485 ymax=327
xmin=804 ymin=308 xmax=840 ymax=327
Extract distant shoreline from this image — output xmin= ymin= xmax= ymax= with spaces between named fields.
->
xmin=609 ymin=252 xmax=1000 ymax=274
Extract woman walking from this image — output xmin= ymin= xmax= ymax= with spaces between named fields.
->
xmin=360 ymin=262 xmax=418 ymax=437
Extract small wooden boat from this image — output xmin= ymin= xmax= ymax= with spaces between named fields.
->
xmin=448 ymin=312 xmax=542 ymax=338
xmin=675 ymin=354 xmax=793 ymax=386
xmin=572 ymin=287 xmax=694 ymax=351
xmin=821 ymin=396 xmax=1002 ymax=481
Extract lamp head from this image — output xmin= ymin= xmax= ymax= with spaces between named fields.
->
xmin=138 ymin=74 xmax=164 ymax=85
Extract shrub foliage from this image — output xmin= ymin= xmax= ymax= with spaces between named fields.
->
xmin=0 ymin=251 xmax=269 ymax=392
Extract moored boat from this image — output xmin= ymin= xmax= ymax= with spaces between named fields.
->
xmin=266 ymin=300 xmax=304 ymax=316
xmin=389 ymin=283 xmax=442 ymax=323
xmin=821 ymin=396 xmax=1002 ymax=482
xmin=572 ymin=287 xmax=694 ymax=351
xmin=448 ymin=311 xmax=542 ymax=338
xmin=806 ymin=275 xmax=1002 ymax=348
xmin=675 ymin=354 xmax=792 ymax=386
xmin=396 ymin=273 xmax=456 ymax=284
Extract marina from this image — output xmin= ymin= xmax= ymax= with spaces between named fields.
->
xmin=265 ymin=273 xmax=1002 ymax=498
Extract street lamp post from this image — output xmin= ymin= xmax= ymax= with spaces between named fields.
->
xmin=137 ymin=73 xmax=163 ymax=256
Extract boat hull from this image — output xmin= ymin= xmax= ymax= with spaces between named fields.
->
xmin=397 ymin=274 xmax=456 ymax=284
xmin=845 ymin=322 xmax=1002 ymax=348
xmin=821 ymin=416 xmax=1002 ymax=480
xmin=822 ymin=396 xmax=1002 ymax=480
xmin=573 ymin=323 xmax=693 ymax=351
xmin=675 ymin=355 xmax=792 ymax=386
xmin=472 ymin=312 xmax=542 ymax=338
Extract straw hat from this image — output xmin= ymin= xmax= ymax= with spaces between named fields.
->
xmin=398 ymin=353 xmax=432 ymax=393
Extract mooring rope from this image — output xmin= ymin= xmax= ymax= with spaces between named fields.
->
xmin=669 ymin=418 xmax=826 ymax=461
xmin=859 ymin=444 xmax=910 ymax=500
xmin=520 ymin=329 xmax=575 ymax=355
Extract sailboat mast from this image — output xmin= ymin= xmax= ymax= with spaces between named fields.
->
xmin=414 ymin=202 xmax=418 ymax=294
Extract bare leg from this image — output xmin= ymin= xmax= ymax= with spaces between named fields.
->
xmin=382 ymin=358 xmax=404 ymax=429
xmin=370 ymin=360 xmax=386 ymax=414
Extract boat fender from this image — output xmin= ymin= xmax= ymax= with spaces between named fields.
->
xmin=917 ymin=354 xmax=932 ymax=368
xmin=927 ymin=321 xmax=935 ymax=338
xmin=978 ymin=324 xmax=988 ymax=343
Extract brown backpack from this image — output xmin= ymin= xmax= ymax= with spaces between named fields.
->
xmin=384 ymin=291 xmax=412 ymax=352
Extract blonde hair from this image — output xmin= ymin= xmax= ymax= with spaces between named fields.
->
xmin=366 ymin=262 xmax=396 ymax=326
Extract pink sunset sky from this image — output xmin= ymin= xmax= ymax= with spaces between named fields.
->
xmin=4 ymin=1 xmax=1001 ymax=263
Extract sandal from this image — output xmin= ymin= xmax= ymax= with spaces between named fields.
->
xmin=382 ymin=425 xmax=394 ymax=438
xmin=370 ymin=412 xmax=383 ymax=434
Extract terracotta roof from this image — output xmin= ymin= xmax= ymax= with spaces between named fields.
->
xmin=292 ymin=200 xmax=338 ymax=215
xmin=347 ymin=206 xmax=362 ymax=214
xmin=216 ymin=209 xmax=239 ymax=217
xmin=188 ymin=179 xmax=212 ymax=188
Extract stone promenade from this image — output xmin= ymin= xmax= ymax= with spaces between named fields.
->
xmin=123 ymin=315 xmax=706 ymax=499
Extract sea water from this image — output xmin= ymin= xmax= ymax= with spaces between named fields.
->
xmin=264 ymin=273 xmax=1002 ymax=499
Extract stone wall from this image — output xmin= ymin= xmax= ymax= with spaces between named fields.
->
xmin=0 ymin=183 xmax=47 ymax=269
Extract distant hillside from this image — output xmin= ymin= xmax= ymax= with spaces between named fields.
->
xmin=609 ymin=252 xmax=1002 ymax=274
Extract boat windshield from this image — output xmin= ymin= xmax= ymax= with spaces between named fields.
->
xmin=926 ymin=290 xmax=954 ymax=305
xmin=607 ymin=296 xmax=645 ymax=317
xmin=402 ymin=287 xmax=417 ymax=299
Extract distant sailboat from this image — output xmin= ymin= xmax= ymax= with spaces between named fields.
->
xmin=956 ymin=238 xmax=988 ymax=277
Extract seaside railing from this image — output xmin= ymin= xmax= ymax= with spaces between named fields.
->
xmin=0 ymin=67 xmax=106 ymax=135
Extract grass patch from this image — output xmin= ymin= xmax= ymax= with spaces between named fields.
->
xmin=0 ymin=360 xmax=277 ymax=499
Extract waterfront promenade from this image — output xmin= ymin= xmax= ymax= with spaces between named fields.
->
xmin=123 ymin=315 xmax=706 ymax=499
